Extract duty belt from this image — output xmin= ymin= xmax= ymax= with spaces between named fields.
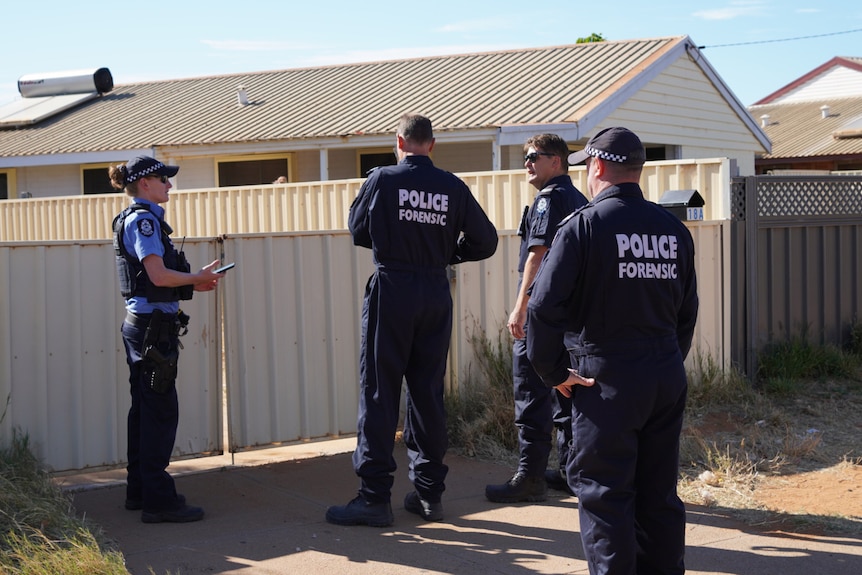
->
xmin=125 ymin=311 xmax=152 ymax=328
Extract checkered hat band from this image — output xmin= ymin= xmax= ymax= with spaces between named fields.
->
xmin=126 ymin=162 xmax=165 ymax=184
xmin=586 ymin=145 xmax=627 ymax=163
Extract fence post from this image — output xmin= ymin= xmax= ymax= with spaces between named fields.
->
xmin=744 ymin=176 xmax=759 ymax=380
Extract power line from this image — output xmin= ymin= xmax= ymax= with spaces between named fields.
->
xmin=699 ymin=27 xmax=862 ymax=49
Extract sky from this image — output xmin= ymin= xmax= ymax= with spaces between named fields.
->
xmin=1 ymin=0 xmax=861 ymax=110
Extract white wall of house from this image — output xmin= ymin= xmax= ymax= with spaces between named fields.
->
xmin=173 ymin=156 xmax=216 ymax=189
xmin=775 ymin=66 xmax=862 ymax=103
xmin=294 ymin=149 xmax=322 ymax=181
xmin=603 ymin=57 xmax=760 ymax=175
xmin=327 ymin=148 xmax=356 ymax=180
xmin=432 ymin=141 xmax=493 ymax=173
xmin=501 ymin=145 xmax=525 ymax=170
xmin=15 ymin=164 xmax=80 ymax=198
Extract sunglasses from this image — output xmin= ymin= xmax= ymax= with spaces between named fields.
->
xmin=525 ymin=152 xmax=555 ymax=163
xmin=147 ymin=174 xmax=169 ymax=183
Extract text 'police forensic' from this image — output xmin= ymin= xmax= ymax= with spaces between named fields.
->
xmin=616 ymin=233 xmax=679 ymax=279
xmin=399 ymin=189 xmax=448 ymax=226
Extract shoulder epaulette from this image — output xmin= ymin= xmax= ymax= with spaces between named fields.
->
xmin=537 ymin=184 xmax=555 ymax=196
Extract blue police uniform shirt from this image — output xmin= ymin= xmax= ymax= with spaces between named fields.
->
xmin=121 ymin=198 xmax=180 ymax=315
xmin=527 ymin=182 xmax=699 ymax=387
xmin=517 ymin=174 xmax=587 ymax=275
xmin=348 ymin=155 xmax=497 ymax=268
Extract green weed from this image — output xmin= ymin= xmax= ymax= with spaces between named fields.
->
xmin=757 ymin=335 xmax=859 ymax=389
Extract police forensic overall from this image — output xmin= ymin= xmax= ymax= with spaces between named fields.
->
xmin=326 ymin=114 xmax=498 ymax=527
xmin=110 ymin=156 xmax=223 ymax=524
xmin=527 ymin=128 xmax=698 ymax=575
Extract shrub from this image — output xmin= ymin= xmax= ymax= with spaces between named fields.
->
xmin=446 ymin=324 xmax=517 ymax=461
xmin=757 ymin=336 xmax=859 ymax=393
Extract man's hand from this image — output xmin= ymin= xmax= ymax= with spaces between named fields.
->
xmin=554 ymin=368 xmax=596 ymax=398
xmin=507 ymin=308 xmax=526 ymax=340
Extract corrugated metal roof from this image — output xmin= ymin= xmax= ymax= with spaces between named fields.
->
xmin=0 ymin=37 xmax=686 ymax=158
xmin=750 ymin=97 xmax=862 ymax=159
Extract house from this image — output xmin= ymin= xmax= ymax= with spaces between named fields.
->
xmin=749 ymin=56 xmax=862 ymax=174
xmin=0 ymin=36 xmax=769 ymax=200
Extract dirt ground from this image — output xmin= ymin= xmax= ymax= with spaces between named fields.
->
xmin=753 ymin=462 xmax=862 ymax=518
xmin=679 ymin=377 xmax=862 ymax=533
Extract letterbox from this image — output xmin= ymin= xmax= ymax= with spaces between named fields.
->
xmin=658 ymin=189 xmax=705 ymax=221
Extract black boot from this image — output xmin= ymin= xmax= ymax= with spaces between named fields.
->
xmin=485 ymin=472 xmax=547 ymax=503
xmin=404 ymin=491 xmax=443 ymax=521
xmin=325 ymin=495 xmax=394 ymax=527
xmin=141 ymin=502 xmax=204 ymax=523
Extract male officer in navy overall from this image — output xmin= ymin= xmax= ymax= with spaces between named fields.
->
xmin=326 ymin=114 xmax=497 ymax=527
xmin=527 ymin=127 xmax=698 ymax=574
xmin=485 ymin=134 xmax=587 ymax=503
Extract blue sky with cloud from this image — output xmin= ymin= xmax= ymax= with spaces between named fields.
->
xmin=1 ymin=0 xmax=860 ymax=107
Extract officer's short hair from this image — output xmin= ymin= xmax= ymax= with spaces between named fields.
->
xmin=398 ymin=114 xmax=433 ymax=144
xmin=525 ymin=134 xmax=570 ymax=167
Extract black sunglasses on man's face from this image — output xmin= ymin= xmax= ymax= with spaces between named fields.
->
xmin=525 ymin=152 xmax=554 ymax=163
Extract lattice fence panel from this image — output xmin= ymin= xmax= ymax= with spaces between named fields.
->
xmin=730 ymin=178 xmax=746 ymax=221
xmin=755 ymin=176 xmax=862 ymax=217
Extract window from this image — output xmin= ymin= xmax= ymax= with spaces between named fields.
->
xmin=82 ymin=165 xmax=115 ymax=194
xmin=645 ymin=146 xmax=669 ymax=162
xmin=359 ymin=148 xmax=397 ymax=177
xmin=0 ymin=169 xmax=16 ymax=199
xmin=217 ymin=156 xmax=290 ymax=186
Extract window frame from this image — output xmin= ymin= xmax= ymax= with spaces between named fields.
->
xmin=81 ymin=162 xmax=116 ymax=195
xmin=214 ymin=153 xmax=293 ymax=186
xmin=357 ymin=147 xmax=397 ymax=177
xmin=0 ymin=169 xmax=14 ymax=199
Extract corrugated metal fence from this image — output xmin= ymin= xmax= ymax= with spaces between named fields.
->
xmin=0 ymin=226 xmax=726 ymax=473
xmin=0 ymin=159 xmax=731 ymax=241
xmin=0 ymin=240 xmax=222 ymax=470
xmin=6 ymin=164 xmax=859 ymax=474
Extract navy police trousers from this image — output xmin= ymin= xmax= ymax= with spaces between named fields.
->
xmin=353 ymin=268 xmax=451 ymax=504
xmin=513 ymin=336 xmax=572 ymax=476
xmin=121 ymin=317 xmax=182 ymax=512
xmin=569 ymin=344 xmax=687 ymax=575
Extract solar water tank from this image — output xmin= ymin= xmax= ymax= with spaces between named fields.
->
xmin=17 ymin=67 xmax=113 ymax=98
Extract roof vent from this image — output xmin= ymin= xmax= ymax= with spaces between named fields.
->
xmin=820 ymin=105 xmax=830 ymax=119
xmin=760 ymin=114 xmax=770 ymax=128
xmin=237 ymin=85 xmax=250 ymax=106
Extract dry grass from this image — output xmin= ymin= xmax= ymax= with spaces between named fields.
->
xmin=446 ymin=324 xmax=518 ymax=464
xmin=0 ymin=430 xmax=128 ymax=575
xmin=1 ymin=528 xmax=127 ymax=575
xmin=679 ymin=344 xmax=862 ymax=535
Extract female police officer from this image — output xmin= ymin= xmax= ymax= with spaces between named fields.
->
xmin=110 ymin=156 xmax=224 ymax=523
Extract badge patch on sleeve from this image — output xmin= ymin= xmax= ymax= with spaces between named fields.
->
xmin=536 ymin=198 xmax=549 ymax=214
xmin=137 ymin=219 xmax=155 ymax=237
